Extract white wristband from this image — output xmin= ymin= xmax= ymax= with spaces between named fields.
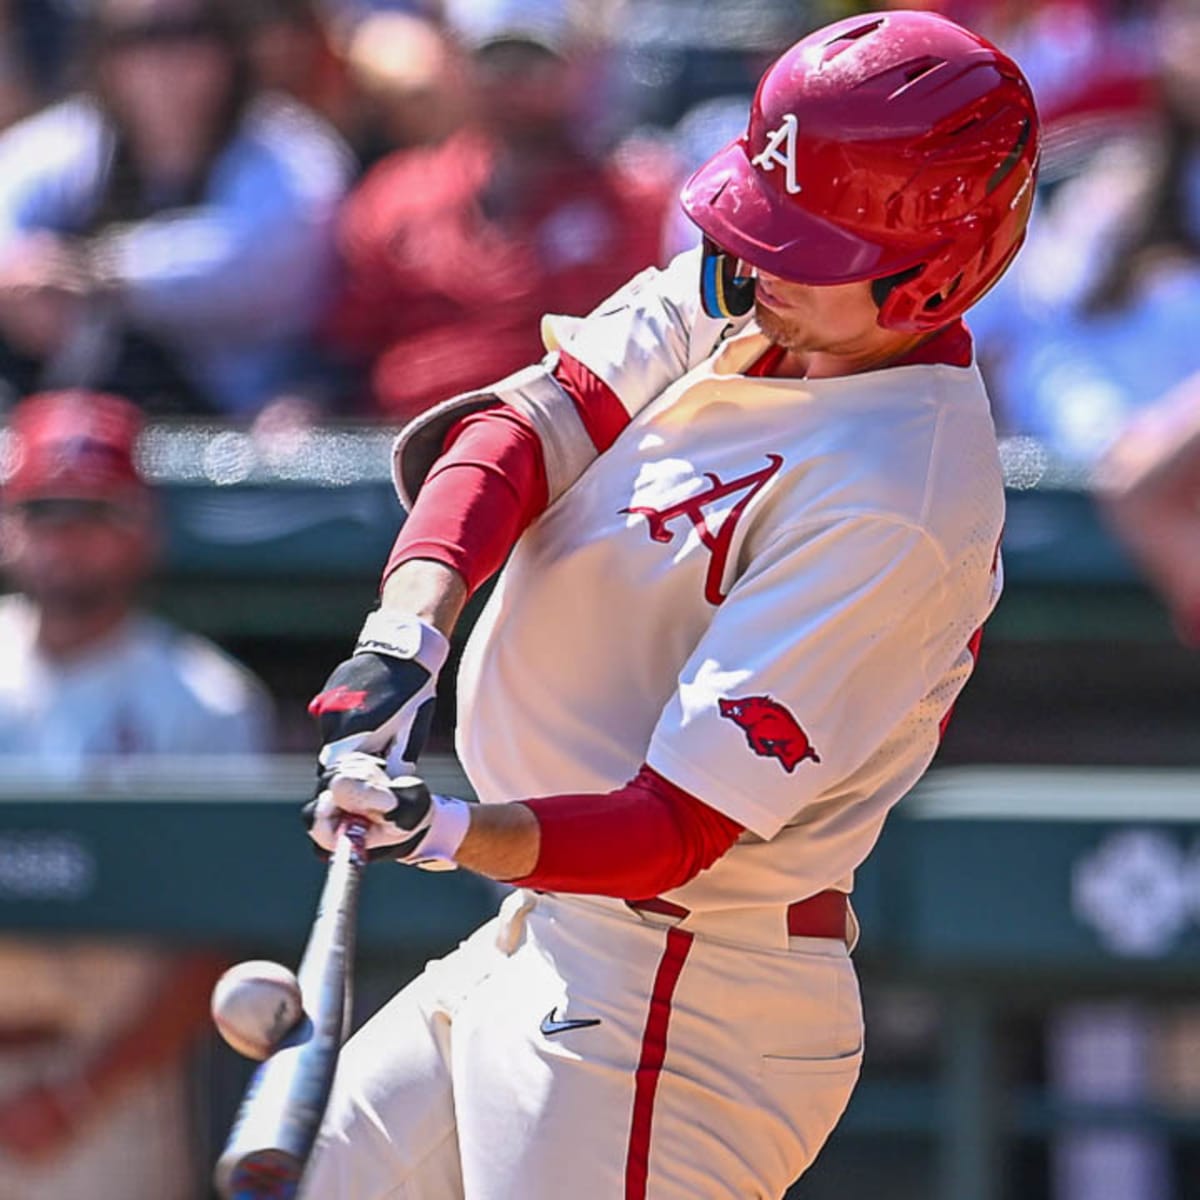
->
xmin=402 ymin=794 xmax=472 ymax=867
xmin=356 ymin=611 xmax=450 ymax=675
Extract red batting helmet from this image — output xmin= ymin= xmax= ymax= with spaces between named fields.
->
xmin=681 ymin=9 xmax=1040 ymax=331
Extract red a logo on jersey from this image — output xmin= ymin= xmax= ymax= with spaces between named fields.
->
xmin=621 ymin=455 xmax=783 ymax=604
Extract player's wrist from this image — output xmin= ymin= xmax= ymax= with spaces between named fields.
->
xmin=355 ymin=610 xmax=450 ymax=676
xmin=379 ymin=559 xmax=469 ymax=639
xmin=397 ymin=793 xmax=473 ymax=869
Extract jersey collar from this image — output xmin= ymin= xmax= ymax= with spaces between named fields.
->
xmin=725 ymin=319 xmax=974 ymax=378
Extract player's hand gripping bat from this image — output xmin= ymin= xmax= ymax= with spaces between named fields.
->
xmin=213 ymin=819 xmax=368 ymax=1200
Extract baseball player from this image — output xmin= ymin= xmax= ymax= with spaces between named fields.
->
xmin=301 ymin=11 xmax=1039 ymax=1198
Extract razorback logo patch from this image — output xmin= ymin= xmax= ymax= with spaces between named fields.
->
xmin=719 ymin=695 xmax=820 ymax=773
xmin=622 ymin=455 xmax=783 ymax=605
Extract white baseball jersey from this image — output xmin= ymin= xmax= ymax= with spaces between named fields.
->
xmin=0 ymin=598 xmax=272 ymax=781
xmin=318 ymin=250 xmax=1006 ymax=1200
xmin=419 ymin=248 xmax=1004 ymax=915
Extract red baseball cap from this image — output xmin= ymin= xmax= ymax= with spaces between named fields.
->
xmin=3 ymin=391 xmax=147 ymax=504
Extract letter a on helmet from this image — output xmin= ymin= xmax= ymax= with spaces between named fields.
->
xmin=681 ymin=9 xmax=1041 ymax=330
xmin=750 ymin=114 xmax=801 ymax=195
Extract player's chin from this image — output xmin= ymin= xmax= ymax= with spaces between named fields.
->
xmin=755 ymin=298 xmax=782 ymax=330
xmin=755 ymin=300 xmax=809 ymax=353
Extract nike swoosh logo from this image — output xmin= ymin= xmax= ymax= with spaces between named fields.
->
xmin=540 ymin=1008 xmax=601 ymax=1038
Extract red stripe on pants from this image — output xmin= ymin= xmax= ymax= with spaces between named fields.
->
xmin=624 ymin=927 xmax=694 ymax=1199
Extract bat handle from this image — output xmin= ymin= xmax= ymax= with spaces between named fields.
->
xmin=337 ymin=817 xmax=368 ymax=861
xmin=341 ymin=818 xmax=367 ymax=837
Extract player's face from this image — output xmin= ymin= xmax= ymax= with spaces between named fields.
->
xmin=2 ymin=499 xmax=155 ymax=615
xmin=753 ymin=272 xmax=883 ymax=356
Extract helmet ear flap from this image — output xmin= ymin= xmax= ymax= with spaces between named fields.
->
xmin=873 ymin=264 xmax=936 ymax=331
xmin=876 ymin=263 xmax=963 ymax=332
xmin=700 ymin=237 xmax=756 ymax=319
xmin=870 ymin=265 xmax=923 ymax=312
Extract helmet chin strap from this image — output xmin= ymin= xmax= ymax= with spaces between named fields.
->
xmin=699 ymin=238 xmax=756 ymax=319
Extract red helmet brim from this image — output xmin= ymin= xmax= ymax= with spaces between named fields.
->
xmin=681 ymin=139 xmax=936 ymax=285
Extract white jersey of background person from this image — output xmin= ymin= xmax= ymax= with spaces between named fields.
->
xmin=449 ymin=245 xmax=1005 ymax=935
xmin=0 ymin=597 xmax=272 ymax=781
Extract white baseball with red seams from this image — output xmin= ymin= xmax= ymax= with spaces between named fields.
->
xmin=211 ymin=960 xmax=303 ymax=1061
xmin=301 ymin=245 xmax=1005 ymax=1200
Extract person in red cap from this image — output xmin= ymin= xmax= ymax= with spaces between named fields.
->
xmin=297 ymin=10 xmax=1039 ymax=1198
xmin=0 ymin=389 xmax=271 ymax=1198
xmin=1 ymin=390 xmax=272 ymax=767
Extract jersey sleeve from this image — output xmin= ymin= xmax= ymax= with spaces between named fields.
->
xmin=391 ymin=247 xmax=749 ymax=510
xmin=539 ymin=245 xmax=744 ymax=413
xmin=645 ymin=515 xmax=965 ymax=841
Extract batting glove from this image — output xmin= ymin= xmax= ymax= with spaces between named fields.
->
xmin=309 ymin=611 xmax=450 ymax=774
xmin=303 ymin=753 xmax=472 ymax=867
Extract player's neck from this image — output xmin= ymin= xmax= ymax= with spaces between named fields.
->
xmin=771 ymin=333 xmax=929 ymax=380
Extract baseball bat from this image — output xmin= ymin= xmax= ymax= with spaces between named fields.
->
xmin=213 ymin=819 xmax=368 ymax=1200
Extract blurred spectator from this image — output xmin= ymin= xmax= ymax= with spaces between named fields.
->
xmin=1 ymin=0 xmax=84 ymax=106
xmin=242 ymin=0 xmax=356 ymax=139
xmin=327 ymin=0 xmax=439 ymax=18
xmin=0 ymin=0 xmax=352 ymax=419
xmin=0 ymin=389 xmax=271 ymax=1199
xmin=325 ymin=0 xmax=673 ymax=421
xmin=970 ymin=0 xmax=1200 ymax=464
xmin=0 ymin=390 xmax=273 ymax=770
xmin=342 ymin=10 xmax=470 ymax=163
xmin=1094 ymin=371 xmax=1200 ymax=646
xmin=0 ymin=0 xmax=36 ymax=131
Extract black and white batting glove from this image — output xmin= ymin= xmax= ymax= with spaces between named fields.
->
xmin=309 ymin=611 xmax=450 ymax=774
xmin=303 ymin=753 xmax=472 ymax=868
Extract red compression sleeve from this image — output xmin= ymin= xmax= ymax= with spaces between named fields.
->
xmin=383 ymin=353 xmax=628 ymax=595
xmin=383 ymin=405 xmax=549 ymax=595
xmin=510 ymin=767 xmax=743 ymax=899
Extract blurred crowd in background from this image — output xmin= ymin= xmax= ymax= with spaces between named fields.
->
xmin=0 ymin=1 xmax=1199 ymax=1198
xmin=0 ymin=0 xmax=1193 ymax=457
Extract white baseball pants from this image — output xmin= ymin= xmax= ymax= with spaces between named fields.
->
xmin=302 ymin=889 xmax=863 ymax=1199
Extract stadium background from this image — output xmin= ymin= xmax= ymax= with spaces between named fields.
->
xmin=1 ymin=1 xmax=1198 ymax=1198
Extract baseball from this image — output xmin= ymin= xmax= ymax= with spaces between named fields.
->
xmin=211 ymin=960 xmax=304 ymax=1061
